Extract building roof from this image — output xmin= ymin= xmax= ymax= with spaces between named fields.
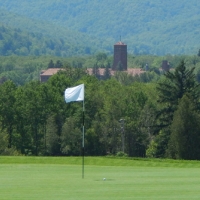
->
xmin=40 ymin=68 xmax=62 ymax=76
xmin=40 ymin=67 xmax=145 ymax=83
xmin=86 ymin=68 xmax=145 ymax=76
xmin=41 ymin=68 xmax=144 ymax=77
xmin=127 ymin=68 xmax=145 ymax=76
xmin=115 ymin=41 xmax=126 ymax=45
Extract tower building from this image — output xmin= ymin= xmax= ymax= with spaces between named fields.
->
xmin=162 ymin=60 xmax=170 ymax=72
xmin=112 ymin=41 xmax=127 ymax=71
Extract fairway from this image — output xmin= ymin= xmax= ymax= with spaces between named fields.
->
xmin=0 ymin=157 xmax=200 ymax=200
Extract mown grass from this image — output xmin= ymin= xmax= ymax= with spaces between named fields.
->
xmin=1 ymin=156 xmax=200 ymax=168
xmin=0 ymin=156 xmax=200 ymax=200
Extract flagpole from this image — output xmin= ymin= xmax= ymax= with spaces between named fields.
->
xmin=64 ymin=83 xmax=85 ymax=179
xmin=82 ymin=100 xmax=85 ymax=179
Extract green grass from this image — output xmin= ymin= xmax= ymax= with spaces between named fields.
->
xmin=0 ymin=156 xmax=200 ymax=200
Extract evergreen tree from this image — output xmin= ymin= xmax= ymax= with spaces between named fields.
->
xmin=155 ymin=60 xmax=200 ymax=157
xmin=103 ymin=65 xmax=111 ymax=80
xmin=92 ymin=63 xmax=100 ymax=79
xmin=168 ymin=94 xmax=200 ymax=160
xmin=48 ymin=60 xmax=54 ymax=68
xmin=55 ymin=60 xmax=63 ymax=68
xmin=157 ymin=60 xmax=200 ymax=128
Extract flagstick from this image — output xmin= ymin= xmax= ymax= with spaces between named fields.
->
xmin=82 ymin=100 xmax=85 ymax=179
xmin=64 ymin=83 xmax=84 ymax=179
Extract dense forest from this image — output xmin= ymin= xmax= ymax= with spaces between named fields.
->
xmin=0 ymin=24 xmax=96 ymax=57
xmin=1 ymin=55 xmax=200 ymax=160
xmin=0 ymin=0 xmax=200 ymax=55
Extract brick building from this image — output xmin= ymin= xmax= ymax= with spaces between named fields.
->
xmin=112 ymin=41 xmax=127 ymax=71
xmin=40 ymin=68 xmax=62 ymax=82
xmin=161 ymin=60 xmax=170 ymax=72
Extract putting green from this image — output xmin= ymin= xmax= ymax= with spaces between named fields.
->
xmin=0 ymin=157 xmax=200 ymax=200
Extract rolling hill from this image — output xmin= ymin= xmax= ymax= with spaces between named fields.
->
xmin=0 ymin=0 xmax=200 ymax=55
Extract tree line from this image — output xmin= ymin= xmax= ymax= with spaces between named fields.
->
xmin=1 ymin=60 xmax=200 ymax=160
xmin=2 ymin=53 xmax=200 ymax=86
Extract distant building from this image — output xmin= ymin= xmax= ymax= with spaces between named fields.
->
xmin=112 ymin=41 xmax=127 ymax=71
xmin=162 ymin=60 xmax=170 ymax=72
xmin=86 ymin=68 xmax=144 ymax=77
xmin=40 ymin=41 xmax=148 ymax=82
xmin=40 ymin=67 xmax=145 ymax=82
xmin=40 ymin=68 xmax=62 ymax=82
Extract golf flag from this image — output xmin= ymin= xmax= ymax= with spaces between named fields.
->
xmin=64 ymin=84 xmax=84 ymax=103
xmin=64 ymin=83 xmax=85 ymax=178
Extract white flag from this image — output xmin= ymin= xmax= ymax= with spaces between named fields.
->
xmin=64 ymin=84 xmax=84 ymax=103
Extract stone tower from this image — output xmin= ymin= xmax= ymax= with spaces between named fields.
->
xmin=112 ymin=41 xmax=127 ymax=71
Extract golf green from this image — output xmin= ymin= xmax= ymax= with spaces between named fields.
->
xmin=0 ymin=157 xmax=200 ymax=199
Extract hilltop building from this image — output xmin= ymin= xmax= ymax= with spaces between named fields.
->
xmin=112 ymin=41 xmax=127 ymax=71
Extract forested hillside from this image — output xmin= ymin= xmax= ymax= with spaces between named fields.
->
xmin=0 ymin=9 xmax=110 ymax=56
xmin=0 ymin=24 xmax=97 ymax=56
xmin=0 ymin=0 xmax=200 ymax=55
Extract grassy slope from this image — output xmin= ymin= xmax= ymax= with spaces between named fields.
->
xmin=1 ymin=157 xmax=200 ymax=200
